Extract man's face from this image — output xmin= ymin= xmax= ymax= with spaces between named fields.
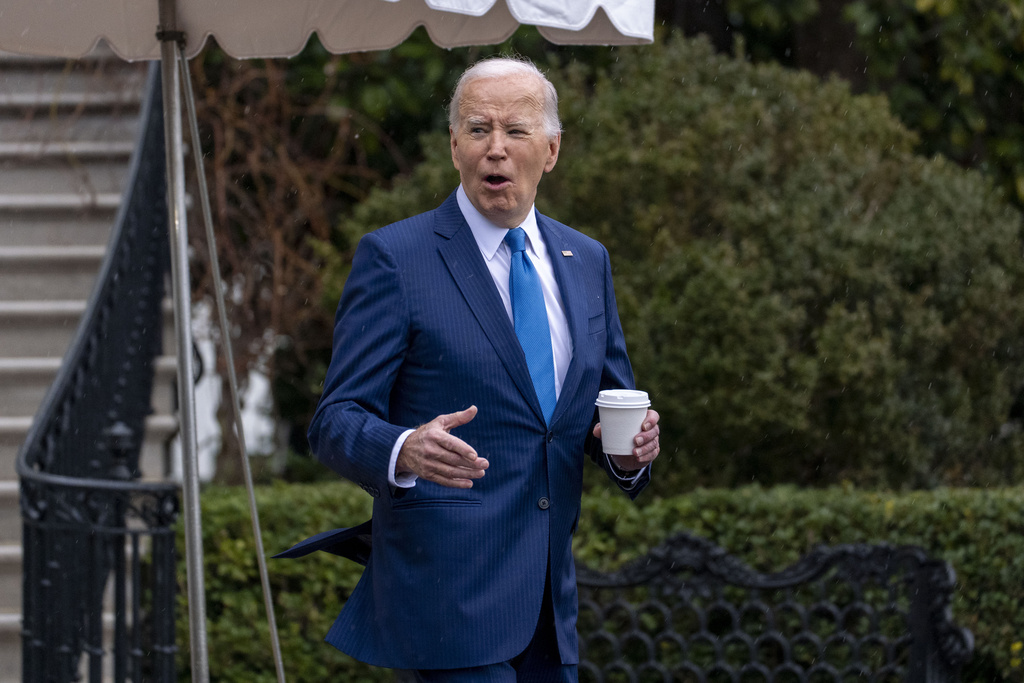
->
xmin=450 ymin=74 xmax=560 ymax=230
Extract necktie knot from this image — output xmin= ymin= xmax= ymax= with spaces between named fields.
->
xmin=505 ymin=227 xmax=527 ymax=254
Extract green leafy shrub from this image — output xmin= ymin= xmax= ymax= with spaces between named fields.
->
xmin=322 ymin=35 xmax=1024 ymax=492
xmin=179 ymin=482 xmax=1024 ymax=682
xmin=175 ymin=481 xmax=385 ymax=683
xmin=673 ymin=0 xmax=1024 ymax=208
xmin=576 ymin=484 xmax=1024 ymax=683
xmin=843 ymin=0 xmax=1024 ymax=206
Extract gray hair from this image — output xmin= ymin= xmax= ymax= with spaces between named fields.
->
xmin=448 ymin=57 xmax=562 ymax=140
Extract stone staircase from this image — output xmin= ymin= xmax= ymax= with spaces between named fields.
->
xmin=0 ymin=48 xmax=178 ymax=682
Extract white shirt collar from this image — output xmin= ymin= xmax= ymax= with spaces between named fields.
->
xmin=456 ymin=184 xmax=542 ymax=260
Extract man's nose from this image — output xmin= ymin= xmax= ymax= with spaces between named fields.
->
xmin=486 ymin=132 xmax=507 ymax=158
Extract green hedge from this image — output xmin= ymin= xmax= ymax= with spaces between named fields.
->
xmin=177 ymin=481 xmax=1024 ymax=682
xmin=175 ymin=482 xmax=384 ymax=683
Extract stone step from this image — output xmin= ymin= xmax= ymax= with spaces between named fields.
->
xmin=0 ymin=192 xmax=122 ymax=211
xmin=0 ymin=140 xmax=135 ymax=159
xmin=0 ymin=483 xmax=16 ymax=549
xmin=0 ymin=414 xmax=179 ymax=491
xmin=0 ymin=417 xmax=32 ymax=482
xmin=137 ymin=414 xmax=179 ymax=482
xmin=0 ymin=208 xmax=114 ymax=248
xmin=0 ymin=574 xmax=139 ymax=683
xmin=0 ymin=300 xmax=176 ymax=358
xmin=0 ymin=158 xmax=133 ymax=197
xmin=0 ymin=356 xmax=178 ymax=418
xmin=0 ymin=62 xmax=145 ymax=93
xmin=0 ymin=64 xmax=145 ymax=112
xmin=0 ymin=610 xmax=17 ymax=683
xmin=0 ymin=112 xmax=139 ymax=146
xmin=0 ymin=300 xmax=86 ymax=357
xmin=0 ymin=541 xmax=150 ymax=613
xmin=0 ymin=245 xmax=105 ymax=300
xmin=0 ymin=546 xmax=18 ymax=614
xmin=0 ymin=90 xmax=142 ymax=110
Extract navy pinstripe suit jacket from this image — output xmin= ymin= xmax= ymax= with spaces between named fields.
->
xmin=303 ymin=191 xmax=648 ymax=670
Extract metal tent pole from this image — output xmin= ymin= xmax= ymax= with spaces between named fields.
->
xmin=157 ymin=0 xmax=210 ymax=680
xmin=178 ymin=44 xmax=288 ymax=683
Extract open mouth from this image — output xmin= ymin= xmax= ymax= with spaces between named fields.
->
xmin=484 ymin=174 xmax=510 ymax=187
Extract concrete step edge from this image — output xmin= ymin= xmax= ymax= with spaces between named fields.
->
xmin=0 ymin=414 xmax=177 ymax=437
xmin=0 ymin=417 xmax=32 ymax=434
xmin=0 ymin=299 xmax=175 ymax=317
xmin=0 ymin=92 xmax=143 ymax=109
xmin=0 ymin=300 xmax=87 ymax=317
xmin=0 ymin=358 xmax=61 ymax=374
xmin=0 ymin=193 xmax=121 ymax=210
xmin=0 ymin=140 xmax=134 ymax=158
xmin=0 ymin=245 xmax=106 ymax=262
xmin=0 ymin=356 xmax=176 ymax=376
xmin=0 ymin=610 xmax=117 ymax=628
xmin=0 ymin=610 xmax=18 ymax=630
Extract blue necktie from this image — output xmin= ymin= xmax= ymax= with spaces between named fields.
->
xmin=505 ymin=227 xmax=557 ymax=424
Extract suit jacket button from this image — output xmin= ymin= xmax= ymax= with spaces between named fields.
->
xmin=546 ymin=432 xmax=554 ymax=443
xmin=537 ymin=497 xmax=550 ymax=510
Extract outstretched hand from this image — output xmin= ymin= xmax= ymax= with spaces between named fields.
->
xmin=396 ymin=406 xmax=488 ymax=488
xmin=593 ymin=408 xmax=661 ymax=472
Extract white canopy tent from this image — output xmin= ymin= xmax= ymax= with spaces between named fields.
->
xmin=0 ymin=0 xmax=653 ymax=59
xmin=0 ymin=1 xmax=654 ymax=680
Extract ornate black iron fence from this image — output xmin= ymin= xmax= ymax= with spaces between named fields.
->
xmin=18 ymin=64 xmax=179 ymax=682
xmin=576 ymin=533 xmax=974 ymax=683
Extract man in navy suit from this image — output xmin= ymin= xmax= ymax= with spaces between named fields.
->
xmin=303 ymin=57 xmax=661 ymax=681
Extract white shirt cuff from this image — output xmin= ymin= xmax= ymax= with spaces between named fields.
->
xmin=388 ymin=429 xmax=418 ymax=488
xmin=605 ymin=452 xmax=647 ymax=487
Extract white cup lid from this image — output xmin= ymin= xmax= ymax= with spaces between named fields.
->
xmin=595 ymin=389 xmax=650 ymax=408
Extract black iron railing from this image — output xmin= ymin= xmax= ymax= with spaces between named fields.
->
xmin=18 ymin=64 xmax=179 ymax=682
xmin=576 ymin=532 xmax=974 ymax=683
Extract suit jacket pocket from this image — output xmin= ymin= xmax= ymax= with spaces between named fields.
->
xmin=392 ymin=498 xmax=482 ymax=511
xmin=588 ymin=312 xmax=605 ymax=335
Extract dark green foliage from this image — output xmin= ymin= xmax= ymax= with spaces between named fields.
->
xmin=322 ymin=35 xmax=1024 ymax=492
xmin=175 ymin=482 xmax=383 ymax=682
xmin=697 ymin=0 xmax=1024 ymax=208
xmin=576 ymin=484 xmax=1024 ymax=683
xmin=180 ymin=482 xmax=1024 ymax=682
xmin=844 ymin=0 xmax=1024 ymax=206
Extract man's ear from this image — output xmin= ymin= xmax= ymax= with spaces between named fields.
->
xmin=544 ymin=133 xmax=561 ymax=173
xmin=450 ymin=126 xmax=461 ymax=171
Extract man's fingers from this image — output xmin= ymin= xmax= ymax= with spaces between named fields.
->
xmin=418 ymin=451 xmax=489 ymax=489
xmin=423 ymin=458 xmax=489 ymax=481
xmin=423 ymin=427 xmax=480 ymax=464
xmin=438 ymin=405 xmax=478 ymax=432
xmin=421 ymin=435 xmax=488 ymax=471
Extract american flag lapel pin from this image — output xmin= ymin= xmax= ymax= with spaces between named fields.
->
xmin=561 ymin=250 xmax=573 ymax=257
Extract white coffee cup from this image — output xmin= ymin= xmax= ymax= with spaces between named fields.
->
xmin=595 ymin=389 xmax=651 ymax=455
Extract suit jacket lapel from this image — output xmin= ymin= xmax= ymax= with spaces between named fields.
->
xmin=434 ymin=196 xmax=547 ymax=423
xmin=538 ymin=215 xmax=588 ymax=428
